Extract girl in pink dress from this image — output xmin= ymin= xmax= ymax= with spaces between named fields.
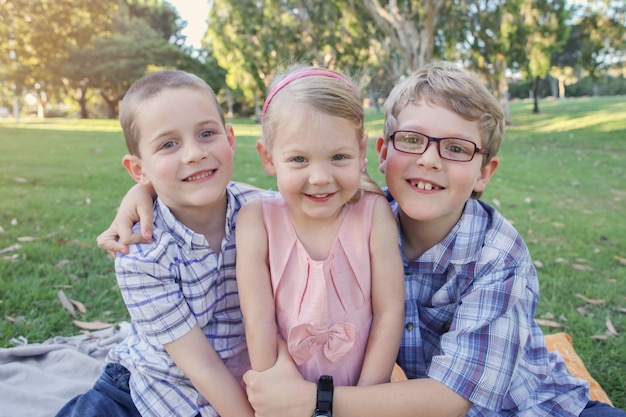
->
xmin=235 ymin=66 xmax=404 ymax=387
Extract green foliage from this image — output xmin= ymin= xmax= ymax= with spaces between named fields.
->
xmin=0 ymin=97 xmax=625 ymax=409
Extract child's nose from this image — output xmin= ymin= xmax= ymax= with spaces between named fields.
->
xmin=415 ymin=142 xmax=442 ymax=168
xmin=308 ymin=163 xmax=332 ymax=185
xmin=183 ymin=140 xmax=208 ymax=163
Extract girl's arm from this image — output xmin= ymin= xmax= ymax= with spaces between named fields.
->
xmin=165 ymin=325 xmax=255 ymax=417
xmin=244 ymin=341 xmax=472 ymax=417
xmin=235 ymin=201 xmax=279 ymax=370
xmin=357 ymin=196 xmax=405 ymax=386
xmin=96 ymin=182 xmax=156 ymax=254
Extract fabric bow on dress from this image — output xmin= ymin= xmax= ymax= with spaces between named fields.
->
xmin=288 ymin=322 xmax=356 ymax=365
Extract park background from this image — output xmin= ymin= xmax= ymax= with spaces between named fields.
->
xmin=1 ymin=0 xmax=625 ymax=410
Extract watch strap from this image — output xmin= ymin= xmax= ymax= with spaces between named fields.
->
xmin=314 ymin=375 xmax=334 ymax=417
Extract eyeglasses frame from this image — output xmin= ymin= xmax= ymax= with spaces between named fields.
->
xmin=388 ymin=130 xmax=490 ymax=162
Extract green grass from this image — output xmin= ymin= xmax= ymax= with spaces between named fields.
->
xmin=1 ymin=96 xmax=625 ymax=408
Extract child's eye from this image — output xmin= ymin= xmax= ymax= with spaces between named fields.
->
xmin=444 ymin=140 xmax=472 ymax=155
xmin=291 ymin=156 xmax=306 ymax=163
xmin=161 ymin=140 xmax=177 ymax=150
xmin=331 ymin=154 xmax=346 ymax=161
xmin=199 ymin=130 xmax=215 ymax=139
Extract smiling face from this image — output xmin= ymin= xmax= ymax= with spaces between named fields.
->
xmin=377 ymin=100 xmax=498 ymax=234
xmin=258 ymin=110 xmax=366 ymax=223
xmin=123 ymin=87 xmax=235 ymax=221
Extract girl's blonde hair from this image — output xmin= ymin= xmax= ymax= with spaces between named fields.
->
xmin=261 ymin=65 xmax=383 ymax=202
xmin=119 ymin=70 xmax=224 ymax=157
xmin=383 ymin=62 xmax=505 ymax=199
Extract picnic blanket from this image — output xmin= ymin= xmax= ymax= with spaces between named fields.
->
xmin=0 ymin=327 xmax=612 ymax=417
xmin=0 ymin=323 xmax=130 ymax=417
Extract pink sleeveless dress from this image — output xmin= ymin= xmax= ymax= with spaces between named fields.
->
xmin=261 ymin=193 xmax=378 ymax=386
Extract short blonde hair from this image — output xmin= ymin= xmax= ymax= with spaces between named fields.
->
xmin=383 ymin=62 xmax=505 ymax=199
xmin=119 ymin=70 xmax=224 ymax=156
xmin=262 ymin=65 xmax=383 ymax=201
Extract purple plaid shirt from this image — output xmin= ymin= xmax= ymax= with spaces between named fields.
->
xmin=389 ymin=195 xmax=590 ymax=416
xmin=108 ymin=182 xmax=268 ymax=417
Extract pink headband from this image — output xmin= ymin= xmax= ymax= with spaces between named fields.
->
xmin=261 ymin=68 xmax=357 ymax=123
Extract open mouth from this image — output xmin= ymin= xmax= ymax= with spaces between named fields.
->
xmin=184 ymin=170 xmax=214 ymax=182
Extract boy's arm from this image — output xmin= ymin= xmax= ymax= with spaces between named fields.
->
xmin=165 ymin=325 xmax=255 ymax=417
xmin=236 ymin=201 xmax=279 ymax=370
xmin=357 ymin=197 xmax=405 ymax=386
xmin=244 ymin=340 xmax=472 ymax=417
xmin=96 ymin=183 xmax=156 ymax=254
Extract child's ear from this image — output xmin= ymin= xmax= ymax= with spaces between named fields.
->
xmin=122 ymin=154 xmax=148 ymax=184
xmin=376 ymin=136 xmax=388 ymax=173
xmin=359 ymin=133 xmax=368 ymax=171
xmin=256 ymin=139 xmax=276 ymax=175
xmin=225 ymin=123 xmax=236 ymax=151
xmin=474 ymin=156 xmax=499 ymax=193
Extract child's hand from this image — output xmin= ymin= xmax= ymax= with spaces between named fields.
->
xmin=96 ymin=183 xmax=155 ymax=254
xmin=244 ymin=339 xmax=315 ymax=417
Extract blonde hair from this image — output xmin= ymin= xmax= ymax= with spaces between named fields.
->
xmin=262 ymin=65 xmax=383 ymax=202
xmin=119 ymin=70 xmax=224 ymax=156
xmin=383 ymin=62 xmax=505 ymax=199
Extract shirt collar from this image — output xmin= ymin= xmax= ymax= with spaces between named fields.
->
xmin=153 ymin=186 xmax=240 ymax=252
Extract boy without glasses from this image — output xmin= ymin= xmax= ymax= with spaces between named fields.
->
xmin=55 ymin=70 xmax=262 ymax=417
xmin=243 ymin=62 xmax=625 ymax=417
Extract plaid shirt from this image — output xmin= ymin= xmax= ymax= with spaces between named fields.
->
xmin=389 ymin=195 xmax=590 ymax=416
xmin=108 ymin=182 xmax=268 ymax=417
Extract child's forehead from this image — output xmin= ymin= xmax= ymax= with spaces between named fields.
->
xmin=394 ymin=100 xmax=481 ymax=140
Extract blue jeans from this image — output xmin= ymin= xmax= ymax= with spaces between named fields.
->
xmin=581 ymin=401 xmax=626 ymax=417
xmin=54 ymin=363 xmax=141 ymax=417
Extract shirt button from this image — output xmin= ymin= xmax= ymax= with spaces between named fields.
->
xmin=405 ymin=322 xmax=414 ymax=331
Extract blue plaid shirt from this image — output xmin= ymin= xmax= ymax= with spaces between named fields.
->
xmin=108 ymin=182 xmax=268 ymax=417
xmin=390 ymin=196 xmax=590 ymax=416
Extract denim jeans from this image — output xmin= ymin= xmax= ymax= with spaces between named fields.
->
xmin=581 ymin=401 xmax=626 ymax=417
xmin=54 ymin=363 xmax=141 ymax=417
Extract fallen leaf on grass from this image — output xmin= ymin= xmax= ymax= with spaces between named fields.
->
xmin=5 ymin=315 xmax=25 ymax=323
xmin=535 ymin=319 xmax=563 ymax=328
xmin=0 ymin=244 xmax=21 ymax=255
xmin=576 ymin=306 xmax=589 ymax=315
xmin=58 ymin=290 xmax=76 ymax=317
xmin=615 ymin=255 xmax=626 ymax=266
xmin=575 ymin=294 xmax=605 ymax=306
xmin=17 ymin=236 xmax=37 ymax=242
xmin=70 ymin=299 xmax=87 ymax=314
xmin=14 ymin=177 xmax=27 ymax=183
xmin=617 ymin=307 xmax=626 ymax=314
xmin=590 ymin=335 xmax=608 ymax=340
xmin=533 ymin=260 xmax=544 ymax=269
xmin=571 ymin=264 xmax=594 ymax=271
xmin=54 ymin=259 xmax=71 ymax=268
xmin=605 ymin=319 xmax=618 ymax=336
xmin=72 ymin=320 xmax=113 ymax=330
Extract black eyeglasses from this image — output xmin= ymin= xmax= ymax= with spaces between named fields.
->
xmin=389 ymin=130 xmax=489 ymax=162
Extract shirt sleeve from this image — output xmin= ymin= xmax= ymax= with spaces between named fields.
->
xmin=115 ymin=233 xmax=197 ymax=347
xmin=427 ymin=253 xmax=538 ymax=411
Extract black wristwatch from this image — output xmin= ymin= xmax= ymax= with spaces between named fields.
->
xmin=313 ymin=375 xmax=334 ymax=417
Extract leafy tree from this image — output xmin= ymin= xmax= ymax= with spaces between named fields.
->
xmin=208 ymin=0 xmax=374 ymax=120
xmin=516 ymin=0 xmax=570 ymax=113
xmin=354 ymin=0 xmax=451 ymax=76
xmin=575 ymin=2 xmax=626 ymax=95
xmin=0 ymin=0 xmax=117 ymax=117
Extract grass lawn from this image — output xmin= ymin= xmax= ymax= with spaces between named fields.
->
xmin=1 ymin=96 xmax=625 ymax=408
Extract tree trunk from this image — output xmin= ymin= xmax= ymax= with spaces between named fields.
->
xmin=532 ymin=76 xmax=540 ymax=114
xmin=78 ymin=86 xmax=89 ymax=119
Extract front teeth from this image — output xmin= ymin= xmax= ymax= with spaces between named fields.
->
xmin=311 ymin=193 xmax=329 ymax=198
xmin=186 ymin=171 xmax=212 ymax=181
xmin=417 ymin=181 xmax=433 ymax=190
